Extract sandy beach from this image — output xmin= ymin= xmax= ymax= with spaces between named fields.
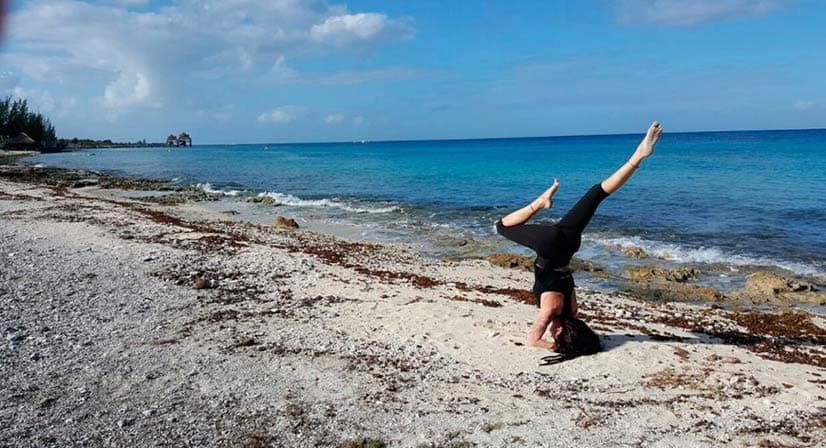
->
xmin=1 ymin=164 xmax=825 ymax=447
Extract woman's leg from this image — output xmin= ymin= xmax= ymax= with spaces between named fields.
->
xmin=500 ymin=179 xmax=559 ymax=227
xmin=557 ymin=121 xmax=662 ymax=233
xmin=601 ymin=121 xmax=662 ymax=194
xmin=496 ymin=179 xmax=560 ymax=251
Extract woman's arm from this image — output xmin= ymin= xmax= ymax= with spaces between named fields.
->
xmin=571 ymin=289 xmax=578 ymax=318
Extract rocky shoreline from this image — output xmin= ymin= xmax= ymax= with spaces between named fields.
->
xmin=2 ymin=163 xmax=825 ymax=447
xmin=486 ymin=252 xmax=825 ymax=307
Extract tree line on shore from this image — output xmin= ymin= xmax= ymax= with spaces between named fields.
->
xmin=1 ymin=95 xmax=185 ymax=151
xmin=0 ymin=96 xmax=57 ymax=148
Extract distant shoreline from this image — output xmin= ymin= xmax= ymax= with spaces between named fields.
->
xmin=29 ymin=126 xmax=826 ymax=149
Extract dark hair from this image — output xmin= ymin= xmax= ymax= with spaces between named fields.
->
xmin=554 ymin=317 xmax=601 ymax=356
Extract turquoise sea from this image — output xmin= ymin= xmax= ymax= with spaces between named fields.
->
xmin=28 ymin=129 xmax=826 ymax=287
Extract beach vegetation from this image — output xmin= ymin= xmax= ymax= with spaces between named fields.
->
xmin=0 ymin=96 xmax=57 ymax=149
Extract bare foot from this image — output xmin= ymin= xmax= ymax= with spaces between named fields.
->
xmin=532 ymin=178 xmax=559 ymax=210
xmin=634 ymin=121 xmax=663 ymax=161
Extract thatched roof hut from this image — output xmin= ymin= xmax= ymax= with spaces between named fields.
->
xmin=4 ymin=132 xmax=40 ymax=151
xmin=177 ymin=132 xmax=192 ymax=147
xmin=165 ymin=132 xmax=192 ymax=147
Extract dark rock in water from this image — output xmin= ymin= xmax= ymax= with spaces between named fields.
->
xmin=625 ymin=282 xmax=725 ymax=302
xmin=570 ymin=257 xmax=605 ymax=273
xmin=490 ymin=255 xmax=612 ymax=277
xmin=486 ymin=253 xmax=533 ymax=271
xmin=628 ymin=266 xmax=699 ymax=283
xmin=274 ymin=216 xmax=299 ymax=229
xmin=220 ymin=210 xmax=240 ymax=216
xmin=245 ymin=196 xmax=280 ymax=205
xmin=618 ymin=245 xmax=647 ymax=259
xmin=745 ymin=271 xmax=813 ymax=295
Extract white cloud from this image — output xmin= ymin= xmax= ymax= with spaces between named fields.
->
xmin=6 ymin=85 xmax=80 ymax=119
xmin=9 ymin=86 xmax=56 ymax=114
xmin=352 ymin=115 xmax=365 ymax=127
xmin=101 ymin=71 xmax=151 ymax=109
xmin=617 ymin=0 xmax=795 ymax=26
xmin=794 ymin=99 xmax=816 ymax=111
xmin=257 ymin=107 xmax=297 ymax=124
xmin=310 ymin=13 xmax=414 ymax=49
xmin=2 ymin=0 xmax=416 ymax=116
xmin=324 ymin=113 xmax=346 ymax=124
xmin=0 ymin=71 xmax=20 ymax=91
xmin=271 ymin=56 xmax=300 ymax=82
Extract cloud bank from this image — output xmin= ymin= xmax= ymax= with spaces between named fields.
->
xmin=1 ymin=0 xmax=415 ymax=118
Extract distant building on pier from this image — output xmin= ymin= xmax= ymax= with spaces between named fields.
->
xmin=166 ymin=132 xmax=192 ymax=147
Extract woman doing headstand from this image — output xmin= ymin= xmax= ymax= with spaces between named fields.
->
xmin=496 ymin=121 xmax=663 ymax=358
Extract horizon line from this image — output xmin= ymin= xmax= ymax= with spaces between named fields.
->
xmin=70 ymin=126 xmax=826 ymax=147
xmin=193 ymin=126 xmax=826 ymax=147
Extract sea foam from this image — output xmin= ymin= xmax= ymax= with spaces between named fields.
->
xmin=256 ymin=191 xmax=401 ymax=214
xmin=592 ymin=236 xmax=824 ymax=278
xmin=196 ymin=183 xmax=241 ymax=196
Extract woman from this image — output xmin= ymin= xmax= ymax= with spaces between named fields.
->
xmin=496 ymin=122 xmax=663 ymax=359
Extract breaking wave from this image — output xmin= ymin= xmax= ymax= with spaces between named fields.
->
xmin=256 ymin=191 xmax=401 ymax=214
xmin=196 ymin=183 xmax=241 ymax=196
xmin=591 ymin=236 xmax=824 ymax=278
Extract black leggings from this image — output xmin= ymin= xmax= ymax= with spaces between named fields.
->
xmin=496 ymin=183 xmax=609 ymax=266
xmin=496 ymin=184 xmax=609 ymax=309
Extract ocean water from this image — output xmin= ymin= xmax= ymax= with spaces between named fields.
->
xmin=28 ymin=129 xmax=826 ymax=282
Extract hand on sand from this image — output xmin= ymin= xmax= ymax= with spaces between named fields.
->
xmin=532 ymin=178 xmax=559 ymax=211
xmin=635 ymin=121 xmax=663 ymax=160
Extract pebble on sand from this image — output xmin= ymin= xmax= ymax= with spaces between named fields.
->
xmin=274 ymin=216 xmax=299 ymax=230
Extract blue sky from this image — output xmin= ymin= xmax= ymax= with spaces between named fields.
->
xmin=0 ymin=0 xmax=824 ymax=143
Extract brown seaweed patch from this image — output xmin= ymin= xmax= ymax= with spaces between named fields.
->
xmin=448 ymin=295 xmax=502 ymax=308
xmin=647 ymin=310 xmax=826 ymax=368
xmin=673 ymin=347 xmax=691 ymax=361
xmin=644 ymin=367 xmax=710 ymax=391
xmin=0 ymin=190 xmax=44 ymax=201
xmin=354 ymin=267 xmax=439 ymax=288
xmin=729 ymin=310 xmax=826 ymax=343
xmin=580 ymin=309 xmax=686 ymax=342
xmin=280 ymin=229 xmax=538 ymax=307
xmin=706 ymin=354 xmax=742 ymax=364
xmin=44 ymin=187 xmax=252 ymax=250
xmin=454 ymin=282 xmax=536 ymax=306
